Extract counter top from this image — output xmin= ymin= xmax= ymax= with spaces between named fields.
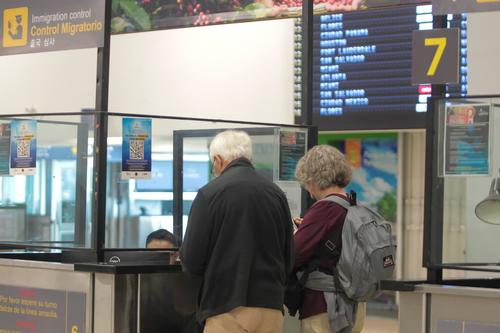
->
xmin=380 ymin=280 xmax=420 ymax=291
xmin=0 ymin=257 xmax=74 ymax=271
xmin=381 ymin=278 xmax=500 ymax=293
xmin=74 ymin=262 xmax=183 ymax=274
xmin=414 ymin=282 xmax=500 ymax=298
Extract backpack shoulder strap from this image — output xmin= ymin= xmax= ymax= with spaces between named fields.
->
xmin=310 ymin=195 xmax=351 ymax=268
xmin=320 ymin=195 xmax=351 ymax=210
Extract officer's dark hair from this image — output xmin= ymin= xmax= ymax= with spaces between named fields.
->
xmin=146 ymin=229 xmax=180 ymax=248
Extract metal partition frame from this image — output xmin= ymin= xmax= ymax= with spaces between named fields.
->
xmin=172 ymin=125 xmax=316 ymax=243
xmin=423 ymin=94 xmax=500 ymax=279
xmin=0 ymin=111 xmax=316 ymax=263
xmin=0 ymin=115 xmax=93 ymax=252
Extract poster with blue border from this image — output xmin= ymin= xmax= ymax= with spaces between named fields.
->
xmin=0 ymin=124 xmax=11 ymax=176
xmin=444 ymin=103 xmax=491 ymax=176
xmin=10 ymin=120 xmax=36 ymax=176
xmin=122 ymin=118 xmax=152 ymax=180
xmin=279 ymin=129 xmax=307 ymax=181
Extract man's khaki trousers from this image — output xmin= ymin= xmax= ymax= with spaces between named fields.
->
xmin=204 ymin=306 xmax=283 ymax=333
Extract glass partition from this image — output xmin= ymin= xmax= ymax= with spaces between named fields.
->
xmin=0 ymin=112 xmax=311 ymax=258
xmin=0 ymin=113 xmax=96 ymax=249
xmin=104 ymin=114 xmax=309 ymax=249
xmin=427 ymin=96 xmax=500 ymax=271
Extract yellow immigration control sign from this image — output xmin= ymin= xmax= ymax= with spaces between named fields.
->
xmin=3 ymin=7 xmax=28 ymax=48
xmin=0 ymin=0 xmax=105 ymax=56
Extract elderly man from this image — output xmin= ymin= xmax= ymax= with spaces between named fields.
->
xmin=181 ymin=130 xmax=293 ymax=333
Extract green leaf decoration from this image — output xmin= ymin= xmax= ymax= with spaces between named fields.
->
xmin=112 ymin=0 xmax=120 ymax=14
xmin=119 ymin=0 xmax=152 ymax=31
xmin=243 ymin=3 xmax=268 ymax=19
xmin=376 ymin=191 xmax=397 ymax=222
xmin=111 ymin=17 xmax=132 ymax=33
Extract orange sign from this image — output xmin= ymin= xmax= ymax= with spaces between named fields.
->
xmin=345 ymin=139 xmax=361 ymax=168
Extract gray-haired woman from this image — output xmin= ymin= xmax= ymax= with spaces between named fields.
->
xmin=293 ymin=145 xmax=364 ymax=333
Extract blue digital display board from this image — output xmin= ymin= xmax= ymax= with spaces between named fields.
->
xmin=313 ymin=5 xmax=468 ymax=130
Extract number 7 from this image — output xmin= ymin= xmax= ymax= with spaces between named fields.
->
xmin=425 ymin=37 xmax=447 ymax=76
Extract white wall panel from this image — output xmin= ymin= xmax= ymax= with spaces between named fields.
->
xmin=0 ymin=19 xmax=295 ymax=125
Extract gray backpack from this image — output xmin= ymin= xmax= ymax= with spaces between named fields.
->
xmin=322 ymin=195 xmax=396 ymax=302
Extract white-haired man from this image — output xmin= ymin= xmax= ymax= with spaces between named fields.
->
xmin=181 ymin=130 xmax=293 ymax=333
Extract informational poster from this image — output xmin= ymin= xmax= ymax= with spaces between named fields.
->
xmin=0 ymin=284 xmax=86 ymax=333
xmin=122 ymin=118 xmax=152 ymax=180
xmin=433 ymin=0 xmax=500 ymax=15
xmin=10 ymin=120 xmax=36 ymax=176
xmin=279 ymin=130 xmax=307 ymax=181
xmin=0 ymin=0 xmax=105 ymax=56
xmin=444 ymin=104 xmax=491 ymax=176
xmin=319 ymin=133 xmax=398 ymax=222
xmin=0 ymin=124 xmax=11 ymax=176
xmin=275 ymin=181 xmax=302 ymax=218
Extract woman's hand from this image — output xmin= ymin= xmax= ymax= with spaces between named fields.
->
xmin=292 ymin=217 xmax=303 ymax=227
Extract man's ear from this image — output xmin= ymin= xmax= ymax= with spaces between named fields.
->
xmin=212 ymin=155 xmax=222 ymax=176
xmin=213 ymin=155 xmax=221 ymax=166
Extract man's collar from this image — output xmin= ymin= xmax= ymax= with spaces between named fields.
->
xmin=220 ymin=157 xmax=254 ymax=175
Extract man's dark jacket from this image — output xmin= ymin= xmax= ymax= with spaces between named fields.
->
xmin=180 ymin=158 xmax=294 ymax=323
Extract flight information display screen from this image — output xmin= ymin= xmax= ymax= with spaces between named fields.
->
xmin=312 ymin=5 xmax=467 ymax=130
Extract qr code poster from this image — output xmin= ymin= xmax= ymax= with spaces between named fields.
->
xmin=10 ymin=120 xmax=37 ymax=176
xmin=122 ymin=118 xmax=152 ymax=180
